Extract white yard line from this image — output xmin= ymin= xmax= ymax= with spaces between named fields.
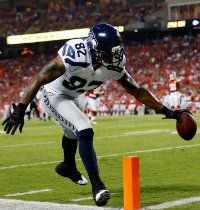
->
xmin=96 ymin=129 xmax=200 ymax=139
xmin=1 ymin=143 xmax=200 ymax=170
xmin=94 ymin=122 xmax=171 ymax=130
xmin=141 ymin=196 xmax=200 ymax=209
xmin=5 ymin=189 xmax=52 ymax=197
xmin=97 ymin=143 xmax=200 ymax=158
xmin=0 ymin=142 xmax=53 ymax=148
xmin=0 ymin=199 xmax=119 ymax=210
xmin=124 ymin=129 xmax=172 ymax=135
xmin=0 ymin=160 xmax=61 ymax=170
xmin=96 ymin=129 xmax=173 ymax=139
xmin=71 ymin=196 xmax=94 ymax=202
xmin=71 ymin=193 xmax=118 ymax=202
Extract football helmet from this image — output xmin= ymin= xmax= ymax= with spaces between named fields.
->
xmin=87 ymin=23 xmax=124 ymax=67
xmin=169 ymin=71 xmax=176 ymax=80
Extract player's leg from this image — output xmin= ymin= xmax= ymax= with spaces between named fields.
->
xmin=42 ymin=92 xmax=110 ymax=206
xmin=42 ymin=92 xmax=87 ymax=185
xmin=77 ymin=128 xmax=110 ymax=206
xmin=168 ymin=93 xmax=173 ymax=109
xmin=55 ymin=134 xmax=88 ymax=185
xmin=176 ymin=92 xmax=182 ymax=109
xmin=170 ymin=92 xmax=177 ymax=109
xmin=74 ymin=97 xmax=110 ymax=205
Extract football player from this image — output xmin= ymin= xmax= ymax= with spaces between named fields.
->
xmin=127 ymin=99 xmax=136 ymax=115
xmin=168 ymin=71 xmax=182 ymax=109
xmin=2 ymin=23 xmax=190 ymax=207
xmin=85 ymin=87 xmax=101 ymax=124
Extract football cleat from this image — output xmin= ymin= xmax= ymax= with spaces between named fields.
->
xmin=92 ymin=182 xmax=111 ymax=206
xmin=94 ymin=189 xmax=110 ymax=206
xmin=55 ymin=162 xmax=88 ymax=185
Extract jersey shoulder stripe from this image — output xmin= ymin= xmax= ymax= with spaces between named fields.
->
xmin=64 ymin=58 xmax=90 ymax=68
xmin=58 ymin=39 xmax=91 ymax=69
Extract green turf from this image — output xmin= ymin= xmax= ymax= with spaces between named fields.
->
xmin=0 ymin=114 xmax=199 ymax=209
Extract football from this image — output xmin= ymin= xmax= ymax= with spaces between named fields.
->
xmin=176 ymin=112 xmax=197 ymax=141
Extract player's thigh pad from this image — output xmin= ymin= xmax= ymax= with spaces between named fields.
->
xmin=42 ymin=92 xmax=91 ymax=138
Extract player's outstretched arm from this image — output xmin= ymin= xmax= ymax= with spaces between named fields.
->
xmin=117 ymin=72 xmax=191 ymax=120
xmin=117 ymin=72 xmax=163 ymax=111
xmin=2 ymin=56 xmax=65 ymax=135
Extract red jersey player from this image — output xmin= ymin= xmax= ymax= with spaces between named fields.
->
xmin=86 ymin=87 xmax=102 ymax=124
xmin=168 ymin=71 xmax=182 ymax=109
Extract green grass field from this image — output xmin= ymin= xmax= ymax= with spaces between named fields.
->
xmin=0 ymin=114 xmax=199 ymax=209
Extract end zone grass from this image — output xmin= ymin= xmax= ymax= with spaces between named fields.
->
xmin=0 ymin=114 xmax=199 ymax=209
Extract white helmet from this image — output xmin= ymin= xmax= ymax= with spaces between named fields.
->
xmin=169 ymin=71 xmax=176 ymax=80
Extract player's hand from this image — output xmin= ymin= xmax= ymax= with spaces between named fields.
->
xmin=160 ymin=106 xmax=192 ymax=121
xmin=2 ymin=103 xmax=27 ymax=135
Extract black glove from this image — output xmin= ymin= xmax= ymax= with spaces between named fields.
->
xmin=2 ymin=103 xmax=27 ymax=135
xmin=159 ymin=106 xmax=192 ymax=122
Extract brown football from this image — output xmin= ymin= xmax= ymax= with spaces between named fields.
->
xmin=176 ymin=112 xmax=197 ymax=141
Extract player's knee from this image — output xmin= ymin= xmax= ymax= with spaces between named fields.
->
xmin=62 ymin=134 xmax=77 ymax=148
xmin=77 ymin=128 xmax=94 ymax=141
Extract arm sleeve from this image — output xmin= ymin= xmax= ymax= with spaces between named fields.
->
xmin=57 ymin=42 xmax=76 ymax=72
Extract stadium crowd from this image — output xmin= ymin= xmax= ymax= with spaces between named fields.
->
xmin=1 ymin=34 xmax=199 ymax=118
xmin=0 ymin=0 xmax=162 ymax=36
xmin=96 ymin=34 xmax=200 ymax=115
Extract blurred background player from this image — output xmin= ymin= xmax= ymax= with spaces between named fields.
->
xmin=119 ymin=99 xmax=126 ymax=115
xmin=180 ymin=91 xmax=192 ymax=110
xmin=99 ymin=101 xmax=109 ymax=116
xmin=20 ymin=89 xmax=41 ymax=120
xmin=26 ymin=97 xmax=41 ymax=120
xmin=194 ymin=94 xmax=200 ymax=113
xmin=85 ymin=87 xmax=102 ymax=124
xmin=136 ymin=100 xmax=145 ymax=115
xmin=3 ymin=103 xmax=11 ymax=120
xmin=127 ymin=99 xmax=136 ymax=115
xmin=162 ymin=91 xmax=171 ymax=109
xmin=112 ymin=100 xmax=120 ymax=116
xmin=168 ymin=71 xmax=182 ymax=109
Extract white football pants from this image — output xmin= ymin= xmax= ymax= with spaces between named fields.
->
xmin=87 ymin=97 xmax=100 ymax=112
xmin=168 ymin=91 xmax=182 ymax=109
xmin=42 ymin=90 xmax=91 ymax=139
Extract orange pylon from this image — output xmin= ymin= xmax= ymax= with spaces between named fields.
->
xmin=123 ymin=156 xmax=140 ymax=210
